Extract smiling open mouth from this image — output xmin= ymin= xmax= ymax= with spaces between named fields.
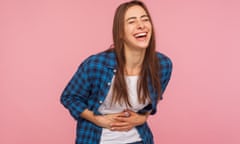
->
xmin=134 ymin=32 xmax=147 ymax=39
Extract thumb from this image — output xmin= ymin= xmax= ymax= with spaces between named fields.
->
xmin=124 ymin=109 xmax=136 ymax=116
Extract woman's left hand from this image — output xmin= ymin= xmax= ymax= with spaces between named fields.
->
xmin=110 ymin=109 xmax=149 ymax=131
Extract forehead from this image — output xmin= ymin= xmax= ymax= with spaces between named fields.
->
xmin=124 ymin=5 xmax=147 ymax=19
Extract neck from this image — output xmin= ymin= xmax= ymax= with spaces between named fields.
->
xmin=124 ymin=47 xmax=146 ymax=75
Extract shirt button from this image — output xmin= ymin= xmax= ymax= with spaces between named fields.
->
xmin=99 ymin=100 xmax=103 ymax=104
xmin=107 ymin=82 xmax=111 ymax=86
xmin=113 ymin=69 xmax=117 ymax=73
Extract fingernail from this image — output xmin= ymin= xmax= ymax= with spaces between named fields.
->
xmin=125 ymin=112 xmax=130 ymax=117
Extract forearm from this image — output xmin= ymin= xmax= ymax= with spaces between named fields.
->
xmin=80 ymin=109 xmax=98 ymax=124
xmin=80 ymin=109 xmax=118 ymax=129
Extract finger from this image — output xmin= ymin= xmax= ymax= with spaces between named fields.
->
xmin=124 ymin=109 xmax=136 ymax=115
xmin=123 ymin=111 xmax=131 ymax=117
xmin=104 ymin=113 xmax=124 ymax=121
xmin=115 ymin=111 xmax=130 ymax=117
xmin=113 ymin=116 xmax=128 ymax=122
xmin=111 ymin=121 xmax=129 ymax=127
xmin=111 ymin=125 xmax=132 ymax=131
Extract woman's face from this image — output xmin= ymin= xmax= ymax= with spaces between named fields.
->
xmin=123 ymin=5 xmax=152 ymax=50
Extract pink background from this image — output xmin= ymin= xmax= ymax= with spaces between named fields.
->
xmin=1 ymin=0 xmax=240 ymax=144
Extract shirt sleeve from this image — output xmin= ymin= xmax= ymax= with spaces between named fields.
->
xmin=160 ymin=55 xmax=173 ymax=95
xmin=60 ymin=58 xmax=92 ymax=120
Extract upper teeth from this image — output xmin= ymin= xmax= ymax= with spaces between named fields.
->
xmin=135 ymin=33 xmax=146 ymax=37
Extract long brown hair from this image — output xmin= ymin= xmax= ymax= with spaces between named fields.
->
xmin=111 ymin=0 xmax=162 ymax=107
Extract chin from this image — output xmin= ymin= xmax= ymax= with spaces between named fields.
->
xmin=134 ymin=45 xmax=149 ymax=49
xmin=136 ymin=42 xmax=150 ymax=49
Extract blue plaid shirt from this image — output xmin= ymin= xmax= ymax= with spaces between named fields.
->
xmin=61 ymin=50 xmax=172 ymax=144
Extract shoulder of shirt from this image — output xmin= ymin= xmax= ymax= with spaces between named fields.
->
xmin=80 ymin=49 xmax=117 ymax=68
xmin=156 ymin=51 xmax=172 ymax=63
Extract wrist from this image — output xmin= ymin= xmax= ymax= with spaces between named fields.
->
xmin=80 ymin=109 xmax=98 ymax=124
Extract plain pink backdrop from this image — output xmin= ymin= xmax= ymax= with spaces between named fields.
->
xmin=1 ymin=0 xmax=240 ymax=144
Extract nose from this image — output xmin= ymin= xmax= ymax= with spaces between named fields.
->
xmin=137 ymin=20 xmax=145 ymax=29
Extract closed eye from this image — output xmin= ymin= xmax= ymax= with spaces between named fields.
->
xmin=128 ymin=20 xmax=135 ymax=24
xmin=142 ymin=18 xmax=149 ymax=22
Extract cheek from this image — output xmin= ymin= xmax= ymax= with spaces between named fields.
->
xmin=147 ymin=25 xmax=152 ymax=36
xmin=124 ymin=27 xmax=134 ymax=39
xmin=147 ymin=23 xmax=152 ymax=31
xmin=126 ymin=23 xmax=137 ymax=31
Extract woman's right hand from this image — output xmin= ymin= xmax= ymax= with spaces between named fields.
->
xmin=80 ymin=109 xmax=130 ymax=130
xmin=94 ymin=113 xmax=122 ymax=129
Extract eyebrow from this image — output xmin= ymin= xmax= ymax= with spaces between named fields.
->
xmin=126 ymin=15 xmax=149 ymax=21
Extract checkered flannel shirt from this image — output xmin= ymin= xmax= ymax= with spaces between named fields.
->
xmin=61 ymin=49 xmax=172 ymax=144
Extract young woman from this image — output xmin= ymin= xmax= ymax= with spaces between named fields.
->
xmin=61 ymin=1 xmax=172 ymax=144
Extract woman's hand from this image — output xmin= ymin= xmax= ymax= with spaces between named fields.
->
xmin=110 ymin=110 xmax=149 ymax=131
xmin=93 ymin=113 xmax=124 ymax=129
xmin=80 ymin=109 xmax=124 ymax=130
xmin=81 ymin=109 xmax=149 ymax=131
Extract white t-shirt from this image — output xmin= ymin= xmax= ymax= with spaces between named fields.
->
xmin=98 ymin=76 xmax=149 ymax=144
